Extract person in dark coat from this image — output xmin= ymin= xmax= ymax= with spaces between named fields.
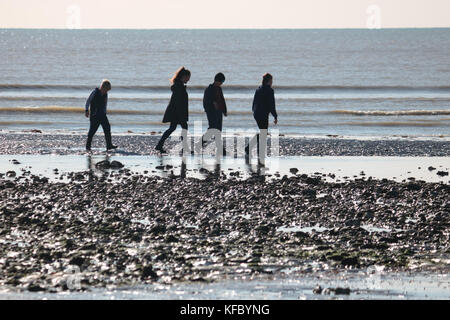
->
xmin=85 ymin=79 xmax=118 ymax=151
xmin=245 ymin=73 xmax=278 ymax=164
xmin=195 ymin=72 xmax=227 ymax=155
xmin=155 ymin=67 xmax=191 ymax=154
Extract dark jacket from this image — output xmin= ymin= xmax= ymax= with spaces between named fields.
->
xmin=86 ymin=87 xmax=108 ymax=119
xmin=203 ymin=84 xmax=227 ymax=115
xmin=162 ymin=80 xmax=189 ymax=123
xmin=252 ymin=85 xmax=277 ymax=121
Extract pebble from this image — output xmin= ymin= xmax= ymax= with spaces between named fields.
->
xmin=6 ymin=171 xmax=16 ymax=177
xmin=323 ymin=287 xmax=351 ymax=295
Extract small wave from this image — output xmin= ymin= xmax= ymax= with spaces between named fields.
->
xmin=2 ymin=106 xmax=450 ymax=118
xmin=277 ymin=97 xmax=450 ymax=103
xmin=113 ymin=121 xmax=164 ymax=126
xmin=0 ymin=121 xmax=53 ymax=125
xmin=0 ymin=106 xmax=255 ymax=116
xmin=2 ymin=96 xmax=450 ymax=106
xmin=345 ymin=121 xmax=446 ymax=127
xmin=329 ymin=109 xmax=450 ymax=116
xmin=0 ymin=84 xmax=208 ymax=91
xmin=1 ymin=84 xmax=449 ymax=92
xmin=0 ymin=96 xmax=205 ymax=102
xmin=0 ymin=106 xmax=163 ymax=115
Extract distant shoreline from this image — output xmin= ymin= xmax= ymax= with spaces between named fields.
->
xmin=2 ymin=27 xmax=450 ymax=30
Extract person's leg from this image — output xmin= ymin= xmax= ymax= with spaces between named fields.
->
xmin=256 ymin=118 xmax=268 ymax=164
xmin=246 ymin=133 xmax=258 ymax=156
xmin=246 ymin=117 xmax=268 ymax=157
xmin=198 ymin=109 xmax=218 ymax=152
xmin=180 ymin=121 xmax=190 ymax=155
xmin=100 ymin=116 xmax=114 ymax=148
xmin=246 ymin=117 xmax=261 ymax=156
xmin=199 ymin=110 xmax=216 ymax=147
xmin=214 ymin=110 xmax=224 ymax=157
xmin=217 ymin=111 xmax=223 ymax=132
xmin=156 ymin=122 xmax=177 ymax=150
xmin=86 ymin=118 xmax=101 ymax=150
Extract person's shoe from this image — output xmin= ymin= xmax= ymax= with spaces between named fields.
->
xmin=107 ymin=145 xmax=118 ymax=151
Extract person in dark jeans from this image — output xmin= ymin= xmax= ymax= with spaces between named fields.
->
xmin=85 ymin=80 xmax=118 ymax=151
xmin=195 ymin=72 xmax=228 ymax=155
xmin=155 ymin=67 xmax=191 ymax=154
xmin=245 ymin=73 xmax=278 ymax=165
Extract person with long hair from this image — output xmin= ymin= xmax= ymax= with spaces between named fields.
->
xmin=155 ymin=67 xmax=191 ymax=154
xmin=245 ymin=73 xmax=278 ymax=165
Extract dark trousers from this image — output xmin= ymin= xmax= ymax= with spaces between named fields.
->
xmin=86 ymin=116 xmax=112 ymax=149
xmin=206 ymin=109 xmax=223 ymax=131
xmin=246 ymin=117 xmax=269 ymax=154
xmin=256 ymin=117 xmax=269 ymax=130
xmin=157 ymin=121 xmax=188 ymax=148
xmin=201 ymin=109 xmax=223 ymax=146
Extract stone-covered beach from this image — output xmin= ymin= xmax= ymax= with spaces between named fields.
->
xmin=0 ymin=133 xmax=448 ymax=296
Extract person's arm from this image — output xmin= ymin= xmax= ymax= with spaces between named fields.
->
xmin=203 ymin=86 xmax=214 ymax=112
xmin=269 ymin=88 xmax=278 ymax=123
xmin=252 ymin=90 xmax=259 ymax=114
xmin=85 ymin=90 xmax=96 ymax=117
xmin=213 ymin=87 xmax=220 ymax=110
xmin=221 ymin=88 xmax=227 ymax=116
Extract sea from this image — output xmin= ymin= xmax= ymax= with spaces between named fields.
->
xmin=0 ymin=28 xmax=449 ymax=139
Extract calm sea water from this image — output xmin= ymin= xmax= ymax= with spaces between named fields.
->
xmin=0 ymin=29 xmax=449 ymax=138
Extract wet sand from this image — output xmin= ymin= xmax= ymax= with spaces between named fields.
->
xmin=1 ymin=271 xmax=449 ymax=300
xmin=0 ymin=156 xmax=449 ymax=297
xmin=0 ymin=132 xmax=449 ymax=156
xmin=0 ymin=133 xmax=448 ymax=299
xmin=1 ymin=154 xmax=449 ymax=183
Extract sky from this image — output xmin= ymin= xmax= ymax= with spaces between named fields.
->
xmin=0 ymin=0 xmax=449 ymax=29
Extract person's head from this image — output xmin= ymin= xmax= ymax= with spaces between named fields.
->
xmin=100 ymin=79 xmax=111 ymax=94
xmin=262 ymin=73 xmax=273 ymax=87
xmin=214 ymin=72 xmax=225 ymax=86
xmin=171 ymin=67 xmax=191 ymax=84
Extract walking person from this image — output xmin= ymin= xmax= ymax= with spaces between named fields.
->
xmin=155 ymin=67 xmax=191 ymax=154
xmin=85 ymin=79 xmax=118 ymax=151
xmin=195 ymin=72 xmax=227 ymax=156
xmin=245 ymin=73 xmax=278 ymax=165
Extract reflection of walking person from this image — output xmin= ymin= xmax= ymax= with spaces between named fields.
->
xmin=196 ymin=72 xmax=227 ymax=155
xmin=245 ymin=73 xmax=278 ymax=165
xmin=155 ymin=67 xmax=191 ymax=154
xmin=85 ymin=80 xmax=118 ymax=151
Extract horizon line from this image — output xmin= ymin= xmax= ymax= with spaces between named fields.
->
xmin=1 ymin=27 xmax=449 ymax=31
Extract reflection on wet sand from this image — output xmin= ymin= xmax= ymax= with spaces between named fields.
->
xmin=1 ymin=154 xmax=448 ymax=183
